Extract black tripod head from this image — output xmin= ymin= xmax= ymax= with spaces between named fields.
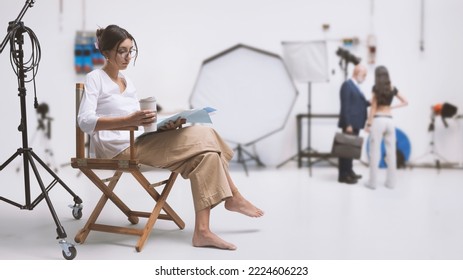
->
xmin=0 ymin=0 xmax=36 ymax=54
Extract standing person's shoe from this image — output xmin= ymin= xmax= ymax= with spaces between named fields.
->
xmin=338 ymin=175 xmax=358 ymax=184
xmin=350 ymin=171 xmax=362 ymax=179
xmin=364 ymin=182 xmax=376 ymax=190
xmin=385 ymin=182 xmax=395 ymax=189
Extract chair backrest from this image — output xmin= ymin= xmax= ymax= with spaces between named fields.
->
xmin=75 ymin=83 xmax=86 ymax=159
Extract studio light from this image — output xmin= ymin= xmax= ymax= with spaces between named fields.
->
xmin=336 ymin=47 xmax=361 ymax=80
xmin=335 ymin=47 xmax=361 ymax=65
xmin=430 ymin=102 xmax=458 ymax=130
xmin=280 ymin=40 xmax=331 ymax=175
xmin=190 ymin=44 xmax=298 ymax=173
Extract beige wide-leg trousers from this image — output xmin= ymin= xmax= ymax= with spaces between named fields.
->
xmin=115 ymin=126 xmax=234 ymax=212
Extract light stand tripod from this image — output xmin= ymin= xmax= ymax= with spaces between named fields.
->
xmin=0 ymin=0 xmax=82 ymax=260
xmin=339 ymin=58 xmax=349 ymax=81
xmin=409 ymin=111 xmax=460 ymax=171
xmin=278 ymin=41 xmax=338 ymax=175
xmin=300 ymin=83 xmax=338 ymax=175
xmin=277 ymin=82 xmax=338 ymax=176
xmin=233 ymin=143 xmax=265 ymax=176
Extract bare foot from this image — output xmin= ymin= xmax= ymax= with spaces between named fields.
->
xmin=192 ymin=229 xmax=237 ymax=250
xmin=224 ymin=191 xmax=264 ymax=218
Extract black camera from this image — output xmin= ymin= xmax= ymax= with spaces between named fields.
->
xmin=336 ymin=47 xmax=361 ymax=65
xmin=36 ymin=102 xmax=49 ymax=119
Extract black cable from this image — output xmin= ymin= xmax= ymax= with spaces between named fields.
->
xmin=8 ymin=23 xmax=41 ymax=108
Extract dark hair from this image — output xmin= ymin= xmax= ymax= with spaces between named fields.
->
xmin=373 ymin=65 xmax=393 ymax=105
xmin=96 ymin=24 xmax=138 ymax=63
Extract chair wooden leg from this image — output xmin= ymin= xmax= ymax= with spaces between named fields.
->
xmin=81 ymin=169 xmax=139 ymax=222
xmin=75 ymin=190 xmax=108 ymax=244
xmin=134 ymin=172 xmax=179 ymax=252
xmin=132 ymin=171 xmax=185 ymax=229
xmin=154 ymin=173 xmax=185 ymax=229
xmin=75 ymin=167 xmax=184 ymax=252
xmin=75 ymin=169 xmax=139 ymax=244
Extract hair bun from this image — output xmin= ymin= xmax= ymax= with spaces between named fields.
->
xmin=96 ymin=28 xmax=104 ymax=38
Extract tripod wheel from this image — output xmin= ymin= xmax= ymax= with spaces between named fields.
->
xmin=72 ymin=208 xmax=83 ymax=220
xmin=62 ymin=245 xmax=77 ymax=260
xmin=69 ymin=203 xmax=83 ymax=220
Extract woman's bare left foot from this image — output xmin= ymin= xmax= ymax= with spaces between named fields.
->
xmin=192 ymin=229 xmax=237 ymax=250
xmin=224 ymin=191 xmax=264 ymax=218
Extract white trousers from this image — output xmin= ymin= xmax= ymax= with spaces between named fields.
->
xmin=369 ymin=115 xmax=397 ymax=188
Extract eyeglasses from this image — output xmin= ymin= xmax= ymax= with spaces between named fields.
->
xmin=116 ymin=48 xmax=137 ymax=58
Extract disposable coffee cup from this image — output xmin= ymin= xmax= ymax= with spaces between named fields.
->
xmin=139 ymin=96 xmax=157 ymax=132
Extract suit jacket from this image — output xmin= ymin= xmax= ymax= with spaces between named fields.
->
xmin=338 ymin=79 xmax=370 ymax=130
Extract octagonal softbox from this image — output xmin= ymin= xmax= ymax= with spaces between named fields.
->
xmin=190 ymin=44 xmax=298 ymax=146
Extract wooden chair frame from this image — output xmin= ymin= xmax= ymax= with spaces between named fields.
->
xmin=71 ymin=83 xmax=184 ymax=252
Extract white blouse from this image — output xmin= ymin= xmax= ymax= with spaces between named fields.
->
xmin=78 ymin=69 xmax=144 ymax=158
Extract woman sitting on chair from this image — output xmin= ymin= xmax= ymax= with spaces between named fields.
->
xmin=78 ymin=24 xmax=264 ymax=250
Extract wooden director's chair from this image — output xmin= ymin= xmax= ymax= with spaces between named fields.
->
xmin=71 ymin=83 xmax=185 ymax=252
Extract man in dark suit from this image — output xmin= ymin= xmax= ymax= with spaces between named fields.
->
xmin=337 ymin=64 xmax=369 ymax=184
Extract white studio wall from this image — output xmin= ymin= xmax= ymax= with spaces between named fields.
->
xmin=1 ymin=0 xmax=462 ymax=167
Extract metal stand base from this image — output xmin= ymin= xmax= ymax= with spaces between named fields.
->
xmin=233 ymin=144 xmax=265 ymax=176
xmin=0 ymin=148 xmax=82 ymax=260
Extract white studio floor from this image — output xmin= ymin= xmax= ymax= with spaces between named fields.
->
xmin=0 ymin=159 xmax=462 ymax=261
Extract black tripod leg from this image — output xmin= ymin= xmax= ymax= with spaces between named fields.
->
xmin=25 ymin=152 xmax=78 ymax=259
xmin=25 ymin=152 xmax=67 ymax=238
xmin=30 ymin=150 xmax=82 ymax=205
xmin=0 ymin=149 xmax=22 ymax=171
xmin=276 ymin=153 xmax=298 ymax=168
xmin=236 ymin=146 xmax=249 ymax=176
xmin=0 ymin=150 xmax=26 ymax=208
xmin=241 ymin=147 xmax=265 ymax=167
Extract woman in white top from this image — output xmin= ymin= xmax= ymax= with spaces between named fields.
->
xmin=78 ymin=25 xmax=264 ymax=250
xmin=365 ymin=66 xmax=408 ymax=189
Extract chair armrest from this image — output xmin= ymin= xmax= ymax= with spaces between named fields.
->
xmin=102 ymin=126 xmax=139 ymax=160
xmin=107 ymin=126 xmax=139 ymax=131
